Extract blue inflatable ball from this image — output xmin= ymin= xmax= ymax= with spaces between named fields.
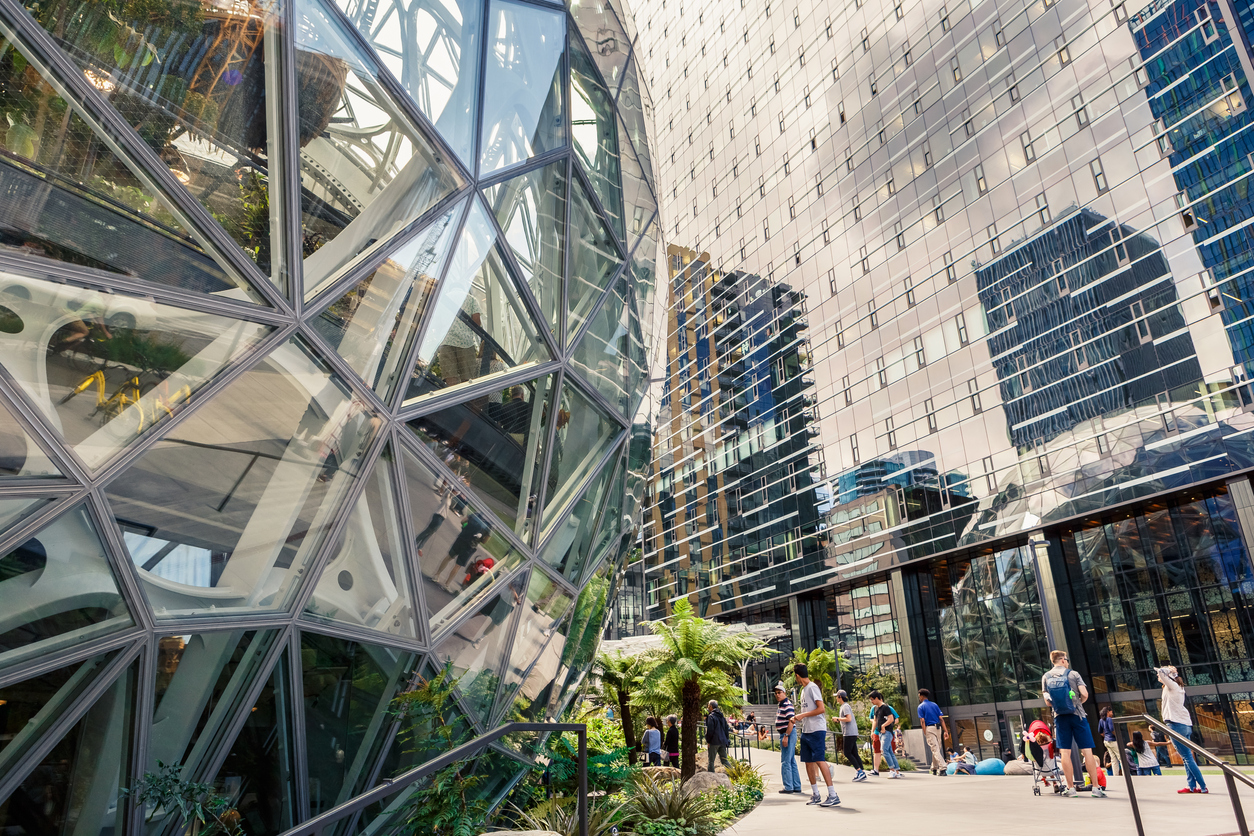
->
xmin=975 ymin=758 xmax=1005 ymax=775
xmin=946 ymin=762 xmax=958 ymax=775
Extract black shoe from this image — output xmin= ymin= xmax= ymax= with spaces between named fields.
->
xmin=779 ymin=789 xmax=798 ymax=794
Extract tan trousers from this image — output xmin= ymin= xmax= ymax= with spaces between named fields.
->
xmin=925 ymin=725 xmax=946 ymax=771
xmin=1105 ymin=740 xmax=1122 ymax=775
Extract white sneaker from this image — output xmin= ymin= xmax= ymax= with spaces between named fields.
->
xmin=1092 ymin=787 xmax=1106 ymax=798
xmin=819 ymin=795 xmax=841 ymax=807
xmin=1064 ymin=787 xmax=1077 ymax=798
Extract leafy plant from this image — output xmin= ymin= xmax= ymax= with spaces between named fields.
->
xmin=633 ymin=599 xmax=774 ymax=779
xmin=721 ymin=758 xmax=764 ymax=794
xmin=124 ymin=761 xmax=243 ymax=836
xmin=540 ymin=708 xmax=636 ymax=795
xmin=708 ymin=784 xmax=763 ymax=817
xmin=509 ymin=796 xmax=624 ymax=836
xmin=621 ymin=773 xmax=720 ymax=836
xmin=595 ymin=650 xmax=653 ymax=764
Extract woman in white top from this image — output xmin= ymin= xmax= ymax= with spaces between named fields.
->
xmin=1157 ymin=666 xmax=1207 ymax=793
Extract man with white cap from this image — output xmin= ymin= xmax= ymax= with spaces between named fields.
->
xmin=773 ymin=681 xmax=801 ymax=793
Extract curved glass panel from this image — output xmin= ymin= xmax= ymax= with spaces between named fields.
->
xmin=0 ymin=272 xmax=272 ymax=471
xmin=571 ymin=273 xmax=629 ymax=415
xmin=400 ymin=445 xmax=525 ymax=636
xmin=539 ymin=446 xmax=618 ymax=580
xmin=479 ymin=0 xmax=565 ymax=173
xmin=406 ymin=372 xmax=555 ymax=535
xmin=407 ymin=200 xmax=546 ymax=401
xmin=106 ymin=338 xmax=379 ymax=618
xmin=296 ymin=0 xmax=461 ymax=299
xmin=335 ymin=0 xmax=484 ymax=168
xmin=483 ymin=160 xmax=567 ymax=339
xmin=0 ymin=396 xmax=63 ymax=479
xmin=495 ymin=566 xmax=572 ymax=718
xmin=566 ymin=176 xmax=622 ymax=345
xmin=0 ymin=503 xmax=131 ymax=672
xmin=568 ymin=0 xmax=630 ymax=98
xmin=0 ymin=38 xmax=261 ymax=299
xmin=569 ymin=32 xmax=623 ymax=241
xmin=312 ymin=203 xmax=460 ymax=400
xmin=543 ymin=379 xmax=620 ymax=519
xmin=305 ymin=446 xmax=417 ymax=638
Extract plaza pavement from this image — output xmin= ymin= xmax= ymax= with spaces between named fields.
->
xmin=728 ymin=755 xmax=1254 ymax=836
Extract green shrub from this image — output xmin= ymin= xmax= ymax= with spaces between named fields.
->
xmin=510 ymin=797 xmax=623 ymax=836
xmin=721 ymin=759 xmax=765 ymax=795
xmin=636 ymin=821 xmax=700 ymax=836
xmin=708 ymin=785 xmax=763 ymax=817
xmin=622 ymin=773 xmax=720 ymax=836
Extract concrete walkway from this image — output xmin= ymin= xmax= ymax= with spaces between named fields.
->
xmin=728 ymin=754 xmax=1254 ymax=836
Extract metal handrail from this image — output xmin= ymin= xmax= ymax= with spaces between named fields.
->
xmin=1113 ymin=714 xmax=1251 ymax=836
xmin=277 ymin=722 xmax=588 ymax=836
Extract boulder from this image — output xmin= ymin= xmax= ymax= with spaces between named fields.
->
xmin=1004 ymin=759 xmax=1034 ymax=775
xmin=975 ymin=758 xmax=1005 ymax=775
xmin=683 ymin=770 xmax=733 ymax=795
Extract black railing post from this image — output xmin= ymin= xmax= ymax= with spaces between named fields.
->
xmin=1224 ymin=770 xmax=1250 ymax=836
xmin=1115 ymin=722 xmax=1145 ymax=836
xmin=578 ymin=726 xmax=588 ymax=836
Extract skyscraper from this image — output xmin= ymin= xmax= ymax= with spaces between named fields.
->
xmin=631 ymin=0 xmax=1254 ymax=758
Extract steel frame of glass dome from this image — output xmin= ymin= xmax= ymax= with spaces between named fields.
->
xmin=0 ymin=0 xmax=658 ymax=829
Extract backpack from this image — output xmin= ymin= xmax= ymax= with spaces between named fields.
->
xmin=1045 ymin=669 xmax=1079 ymax=715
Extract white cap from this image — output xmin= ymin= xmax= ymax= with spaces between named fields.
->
xmin=774 ymin=681 xmax=786 ymax=692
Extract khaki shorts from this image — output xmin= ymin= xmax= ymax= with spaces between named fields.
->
xmin=439 ymin=344 xmax=478 ymax=381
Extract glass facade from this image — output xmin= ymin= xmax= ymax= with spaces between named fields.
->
xmin=0 ymin=0 xmax=659 ymax=826
xmin=622 ymin=0 xmax=1254 ymax=757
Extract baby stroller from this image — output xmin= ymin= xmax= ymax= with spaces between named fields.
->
xmin=1023 ymin=719 xmax=1063 ymax=796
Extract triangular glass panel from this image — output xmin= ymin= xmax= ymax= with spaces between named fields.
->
xmin=569 ymin=1 xmax=631 ymax=99
xmin=407 ymin=200 xmax=547 ymax=402
xmin=566 ymin=177 xmax=623 ymax=345
xmin=482 ymin=161 xmax=567 ymax=339
xmin=296 ymin=0 xmax=462 ymax=300
xmin=306 ymin=446 xmax=417 ymax=638
xmin=335 ymin=0 xmax=484 ymax=168
xmin=494 ymin=567 xmax=572 ymax=719
xmin=619 ymin=131 xmax=657 ymax=248
xmin=0 ymin=394 xmax=62 ymax=479
xmin=542 ymin=380 xmax=622 ymax=520
xmin=0 ymin=502 xmax=132 ymax=673
xmin=0 ymin=497 xmax=55 ymax=543
xmin=429 ymin=570 xmax=526 ymax=724
xmin=615 ymin=57 xmax=654 ymax=192
xmin=538 ymin=445 xmax=620 ymax=580
xmin=630 ymin=217 xmax=660 ymax=368
xmin=0 ymin=648 xmax=120 ymax=780
xmin=0 ymin=37 xmax=269 ymax=300
xmin=149 ymin=630 xmax=279 ymax=780
xmin=0 ymin=272 xmax=271 ymax=472
xmin=546 ymin=560 xmax=614 ymax=718
xmin=0 ymin=655 xmax=136 ymax=835
xmin=399 ymin=446 xmax=525 ymax=637
xmin=406 ymin=372 xmax=556 ymax=536
xmin=373 ymin=660 xmax=474 ymax=797
xmin=213 ymin=648 xmax=297 ymax=836
xmin=498 ymin=606 xmax=571 ymax=742
xmin=311 ymin=203 xmax=460 ymax=402
xmin=585 ymin=452 xmax=628 ymax=583
xmin=625 ymin=282 xmax=650 ymax=415
xmin=571 ymin=273 xmax=630 ymax=416
xmin=106 ymin=338 xmax=380 ymax=619
xmin=570 ymin=33 xmax=623 ymax=242
xmin=479 ymin=0 xmax=566 ymax=173
xmin=300 ymin=632 xmax=419 ymax=816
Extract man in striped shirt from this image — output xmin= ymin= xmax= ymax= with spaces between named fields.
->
xmin=774 ymin=682 xmax=802 ymax=793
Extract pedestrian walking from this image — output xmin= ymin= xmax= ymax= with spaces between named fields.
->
xmin=773 ymin=682 xmax=801 ymax=794
xmin=1156 ymin=665 xmax=1208 ymax=794
xmin=793 ymin=664 xmax=840 ymax=807
xmin=1041 ymin=649 xmax=1106 ymax=798
xmin=642 ymin=717 xmax=663 ymax=766
xmin=704 ymin=700 xmax=732 ymax=772
xmin=665 ymin=715 xmax=680 ymax=768
xmin=870 ymin=691 xmax=902 ymax=779
xmin=836 ymin=689 xmax=867 ymax=782
xmin=1098 ymin=707 xmax=1121 ymax=776
xmin=867 ymin=700 xmax=900 ymax=774
xmin=917 ymin=688 xmax=949 ymax=775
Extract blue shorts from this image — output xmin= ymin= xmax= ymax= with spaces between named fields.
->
xmin=799 ymin=730 xmax=827 ymax=762
xmin=1054 ymin=714 xmax=1094 ymax=750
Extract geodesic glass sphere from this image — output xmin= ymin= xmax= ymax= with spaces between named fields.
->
xmin=0 ymin=0 xmax=656 ymax=827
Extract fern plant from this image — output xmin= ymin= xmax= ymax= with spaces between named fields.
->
xmin=124 ymin=761 xmax=243 ymax=836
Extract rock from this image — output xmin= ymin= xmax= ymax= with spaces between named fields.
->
xmin=1004 ymin=759 xmax=1034 ymax=775
xmin=683 ymin=770 xmax=732 ymax=795
xmin=975 ymin=758 xmax=1005 ymax=775
xmin=642 ymin=765 xmax=682 ymax=780
xmin=714 ymin=766 xmax=727 ymax=774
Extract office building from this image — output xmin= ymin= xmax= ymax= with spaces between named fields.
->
xmin=631 ymin=0 xmax=1254 ymax=760
xmin=0 ymin=0 xmax=659 ymax=827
